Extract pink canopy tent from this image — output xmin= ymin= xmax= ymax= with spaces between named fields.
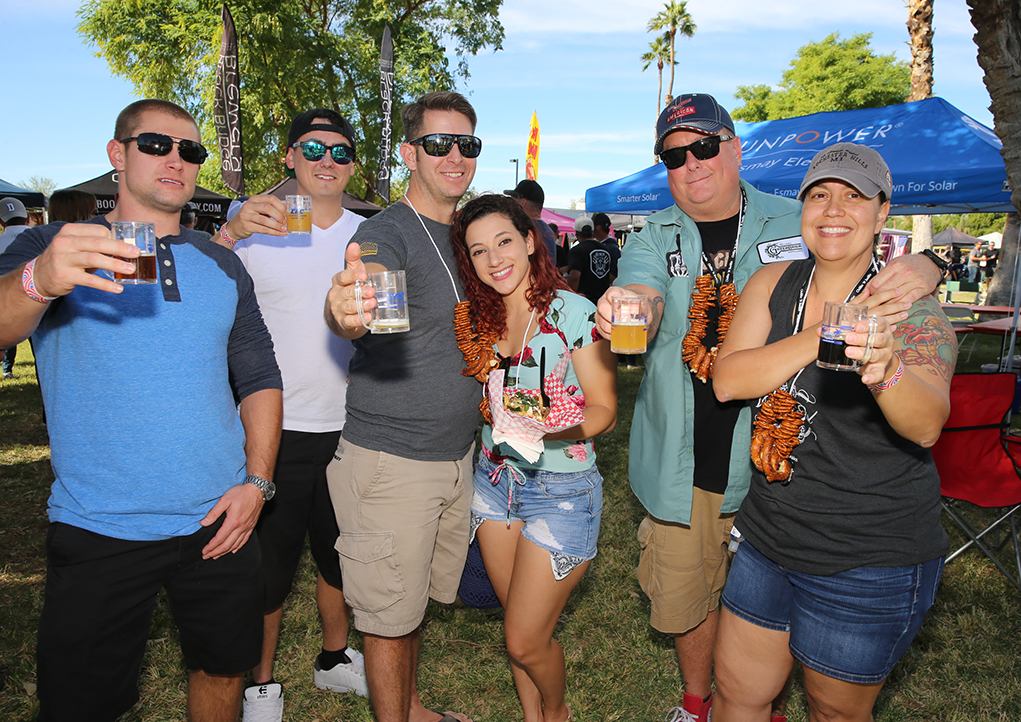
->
xmin=541 ymin=208 xmax=578 ymax=237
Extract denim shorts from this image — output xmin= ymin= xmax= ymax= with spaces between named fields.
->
xmin=471 ymin=450 xmax=602 ymax=580
xmin=721 ymin=540 xmax=944 ymax=684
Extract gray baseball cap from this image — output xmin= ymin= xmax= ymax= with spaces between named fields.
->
xmin=0 ymin=197 xmax=27 ymax=223
xmin=798 ymin=143 xmax=893 ymax=201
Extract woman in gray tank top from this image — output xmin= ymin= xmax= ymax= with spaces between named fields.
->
xmin=709 ymin=143 xmax=956 ymax=722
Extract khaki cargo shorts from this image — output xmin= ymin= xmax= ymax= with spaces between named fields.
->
xmin=327 ymin=436 xmax=472 ymax=637
xmin=637 ymin=487 xmax=735 ymax=634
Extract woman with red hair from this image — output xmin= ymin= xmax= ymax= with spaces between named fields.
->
xmin=450 ymin=194 xmax=616 ymax=722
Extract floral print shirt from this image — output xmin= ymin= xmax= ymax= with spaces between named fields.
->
xmin=482 ymin=290 xmax=602 ymax=472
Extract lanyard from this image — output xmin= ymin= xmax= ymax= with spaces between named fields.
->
xmin=697 ymin=188 xmax=747 ymax=285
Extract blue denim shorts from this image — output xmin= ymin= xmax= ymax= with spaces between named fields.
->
xmin=721 ymin=540 xmax=944 ymax=684
xmin=471 ymin=450 xmax=602 ymax=580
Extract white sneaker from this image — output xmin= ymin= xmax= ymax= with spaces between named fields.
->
xmin=313 ymin=648 xmax=369 ymax=698
xmin=242 ymin=682 xmax=284 ymax=722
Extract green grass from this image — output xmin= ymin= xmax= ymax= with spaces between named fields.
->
xmin=2 ymin=348 xmax=1021 ymax=720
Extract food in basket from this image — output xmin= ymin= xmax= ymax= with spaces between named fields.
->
xmin=503 ymin=389 xmax=549 ymax=423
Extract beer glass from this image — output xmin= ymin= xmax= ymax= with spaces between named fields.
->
xmin=611 ymin=294 xmax=650 ymax=354
xmin=285 ymin=195 xmax=312 ymax=234
xmin=355 ymin=270 xmax=410 ymax=333
xmin=817 ymin=301 xmax=868 ymax=371
xmin=111 ymin=221 xmax=157 ymax=285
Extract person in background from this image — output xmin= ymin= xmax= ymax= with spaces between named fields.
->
xmin=47 ymin=190 xmax=97 ymax=223
xmin=711 ymin=142 xmax=955 ymax=722
xmin=567 ymin=215 xmax=613 ymax=304
xmin=506 ymin=179 xmax=558 ymax=262
xmin=182 ymin=202 xmax=213 ymax=240
xmin=592 ymin=212 xmax=620 ymax=278
xmin=967 ymin=240 xmax=986 ymax=283
xmin=549 ymin=222 xmax=568 ymax=274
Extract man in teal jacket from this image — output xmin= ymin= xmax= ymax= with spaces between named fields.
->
xmin=595 ymin=93 xmax=940 ymax=722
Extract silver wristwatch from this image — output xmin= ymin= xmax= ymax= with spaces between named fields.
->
xmin=243 ymin=474 xmax=276 ymax=501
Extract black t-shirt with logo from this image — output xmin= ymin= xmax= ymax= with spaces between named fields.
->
xmin=691 ymin=214 xmax=746 ymax=495
xmin=568 ymin=239 xmax=614 ymax=305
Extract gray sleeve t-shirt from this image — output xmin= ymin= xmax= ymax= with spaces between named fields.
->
xmin=342 ymin=202 xmax=482 ymax=461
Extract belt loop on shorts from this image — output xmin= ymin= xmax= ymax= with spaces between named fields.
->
xmin=487 ymin=456 xmax=526 ymax=527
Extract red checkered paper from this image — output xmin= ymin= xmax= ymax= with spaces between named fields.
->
xmin=487 ymin=348 xmax=585 ymax=460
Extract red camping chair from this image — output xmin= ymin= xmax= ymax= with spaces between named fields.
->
xmin=931 ymin=372 xmax=1021 ymax=592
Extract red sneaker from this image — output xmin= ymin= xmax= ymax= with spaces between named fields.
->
xmin=665 ymin=692 xmax=712 ymax=722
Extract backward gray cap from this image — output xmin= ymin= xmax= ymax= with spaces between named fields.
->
xmin=798 ymin=143 xmax=893 ymax=200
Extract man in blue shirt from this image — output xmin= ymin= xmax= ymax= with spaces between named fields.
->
xmin=0 ymin=98 xmax=282 ymax=722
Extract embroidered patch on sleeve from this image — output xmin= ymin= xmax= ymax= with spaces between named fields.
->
xmin=756 ymin=236 xmax=808 ymax=264
xmin=360 ymin=242 xmax=378 ymax=257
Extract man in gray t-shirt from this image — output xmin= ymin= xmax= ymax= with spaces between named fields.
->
xmin=324 ymin=91 xmax=479 ymax=722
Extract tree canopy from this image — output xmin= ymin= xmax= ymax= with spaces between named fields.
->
xmin=731 ymin=33 xmax=910 ymax=122
xmin=77 ymin=0 xmax=505 ymax=201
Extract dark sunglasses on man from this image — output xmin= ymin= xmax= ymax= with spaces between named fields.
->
xmin=659 ymin=134 xmax=735 ymax=170
xmin=408 ymin=133 xmax=482 ymax=159
xmin=120 ymin=133 xmax=209 ymax=165
xmin=292 ymin=140 xmax=355 ymax=165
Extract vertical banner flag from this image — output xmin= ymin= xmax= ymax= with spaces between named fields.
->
xmin=525 ymin=111 xmax=540 ymax=180
xmin=375 ymin=25 xmax=395 ymax=204
xmin=214 ymin=4 xmax=244 ymax=195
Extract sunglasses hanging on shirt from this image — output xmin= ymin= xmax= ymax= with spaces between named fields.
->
xmin=120 ymin=133 xmax=209 ymax=165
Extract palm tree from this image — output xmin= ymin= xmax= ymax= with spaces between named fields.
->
xmin=641 ymin=33 xmax=674 ymax=117
xmin=968 ymin=0 xmax=1021 ymax=308
xmin=907 ymin=0 xmax=935 ymax=252
xmin=647 ymin=0 xmax=696 ymax=104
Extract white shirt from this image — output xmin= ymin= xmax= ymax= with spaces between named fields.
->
xmin=235 ymin=210 xmax=364 ymax=432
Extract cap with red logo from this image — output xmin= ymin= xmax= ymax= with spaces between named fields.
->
xmin=654 ymin=93 xmax=736 ymax=155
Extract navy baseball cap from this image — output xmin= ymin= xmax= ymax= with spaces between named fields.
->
xmin=654 ymin=93 xmax=735 ymax=155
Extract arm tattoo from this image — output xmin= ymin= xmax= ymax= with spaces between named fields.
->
xmin=894 ymin=298 xmax=958 ymax=385
xmin=650 ymin=294 xmax=666 ymax=336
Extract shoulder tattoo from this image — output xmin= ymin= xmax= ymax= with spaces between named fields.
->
xmin=894 ymin=297 xmax=958 ymax=385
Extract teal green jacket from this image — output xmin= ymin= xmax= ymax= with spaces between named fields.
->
xmin=618 ymin=181 xmax=802 ymax=524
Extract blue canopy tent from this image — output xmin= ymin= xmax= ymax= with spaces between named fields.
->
xmin=0 ymin=178 xmax=46 ymax=208
xmin=585 ymin=97 xmax=1013 ymax=216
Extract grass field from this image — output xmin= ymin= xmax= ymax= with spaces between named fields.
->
xmin=2 ymin=336 xmax=1021 ymax=721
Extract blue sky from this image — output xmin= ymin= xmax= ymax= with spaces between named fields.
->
xmin=1 ymin=0 xmax=993 ymax=211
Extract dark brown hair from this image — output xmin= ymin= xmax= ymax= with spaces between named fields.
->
xmin=401 ymin=91 xmax=477 ymax=141
xmin=450 ymin=194 xmax=568 ymax=340
xmin=48 ymin=189 xmax=98 ymax=223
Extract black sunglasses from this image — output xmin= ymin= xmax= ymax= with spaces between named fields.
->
xmin=659 ymin=134 xmax=735 ymax=170
xmin=120 ymin=133 xmax=209 ymax=165
xmin=292 ymin=140 xmax=354 ymax=165
xmin=408 ymin=133 xmax=482 ymax=159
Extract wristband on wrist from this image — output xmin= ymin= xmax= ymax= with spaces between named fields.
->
xmin=869 ymin=354 xmax=904 ymax=392
xmin=219 ymin=221 xmax=238 ymax=247
xmin=22 ymin=258 xmax=58 ymax=303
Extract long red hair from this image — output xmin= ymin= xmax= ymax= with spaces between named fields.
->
xmin=450 ymin=194 xmax=569 ymax=340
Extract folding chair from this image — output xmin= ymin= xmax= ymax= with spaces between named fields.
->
xmin=931 ymin=372 xmax=1021 ymax=591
